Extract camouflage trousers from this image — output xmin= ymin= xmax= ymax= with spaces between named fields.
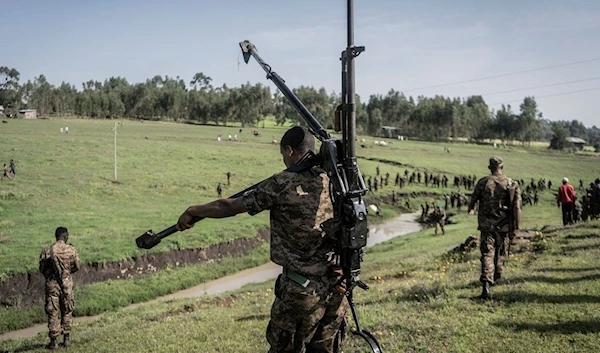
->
xmin=267 ymin=272 xmax=349 ymax=353
xmin=479 ymin=232 xmax=508 ymax=284
xmin=45 ymin=279 xmax=75 ymax=339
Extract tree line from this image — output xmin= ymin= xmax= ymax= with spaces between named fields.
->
xmin=1 ymin=66 xmax=598 ymax=150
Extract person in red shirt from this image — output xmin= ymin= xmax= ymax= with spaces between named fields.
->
xmin=557 ymin=177 xmax=576 ymax=225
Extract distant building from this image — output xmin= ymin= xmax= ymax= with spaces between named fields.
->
xmin=566 ymin=137 xmax=587 ymax=150
xmin=19 ymin=109 xmax=37 ymax=119
xmin=381 ymin=126 xmax=401 ymax=139
xmin=549 ymin=136 xmax=587 ymax=151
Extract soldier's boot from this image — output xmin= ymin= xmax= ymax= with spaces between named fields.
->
xmin=63 ymin=334 xmax=71 ymax=348
xmin=46 ymin=338 xmax=59 ymax=350
xmin=479 ymin=281 xmax=491 ymax=300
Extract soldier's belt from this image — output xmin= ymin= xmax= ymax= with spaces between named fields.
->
xmin=283 ymin=268 xmax=310 ymax=288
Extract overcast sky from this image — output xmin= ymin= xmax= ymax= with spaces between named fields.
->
xmin=2 ymin=0 xmax=600 ymax=126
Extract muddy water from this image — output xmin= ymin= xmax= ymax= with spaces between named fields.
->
xmin=0 ymin=212 xmax=421 ymax=342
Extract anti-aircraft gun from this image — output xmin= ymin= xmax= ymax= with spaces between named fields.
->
xmin=136 ymin=1 xmax=381 ymax=351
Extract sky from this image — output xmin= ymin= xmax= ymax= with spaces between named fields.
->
xmin=2 ymin=0 xmax=600 ymax=127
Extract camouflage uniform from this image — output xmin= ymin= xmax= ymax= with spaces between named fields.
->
xmin=431 ymin=207 xmax=446 ymax=235
xmin=469 ymin=166 xmax=521 ymax=285
xmin=243 ymin=168 xmax=348 ymax=353
xmin=39 ymin=240 xmax=80 ymax=340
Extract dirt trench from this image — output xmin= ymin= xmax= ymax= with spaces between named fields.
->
xmin=0 ymin=228 xmax=269 ymax=308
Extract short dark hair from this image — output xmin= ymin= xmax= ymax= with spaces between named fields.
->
xmin=280 ymin=126 xmax=315 ymax=154
xmin=55 ymin=227 xmax=68 ymax=239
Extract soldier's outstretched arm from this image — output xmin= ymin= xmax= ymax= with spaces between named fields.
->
xmin=177 ymin=197 xmax=246 ymax=231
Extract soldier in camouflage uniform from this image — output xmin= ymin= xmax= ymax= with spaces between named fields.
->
xmin=39 ymin=227 xmax=80 ymax=350
xmin=177 ymin=126 xmax=348 ymax=353
xmin=431 ymin=205 xmax=446 ymax=235
xmin=467 ymin=157 xmax=521 ymax=299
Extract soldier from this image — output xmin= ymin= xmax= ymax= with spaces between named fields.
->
xmin=2 ymin=163 xmax=11 ymax=180
xmin=217 ymin=182 xmax=223 ymax=198
xmin=9 ymin=159 xmax=16 ymax=175
xmin=176 ymin=126 xmax=349 ymax=352
xmin=431 ymin=205 xmax=446 ymax=235
xmin=39 ymin=227 xmax=80 ymax=349
xmin=226 ymin=172 xmax=232 ymax=186
xmin=376 ymin=165 xmax=380 ymax=176
xmin=468 ymin=157 xmax=521 ymax=299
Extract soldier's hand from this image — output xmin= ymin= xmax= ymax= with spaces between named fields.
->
xmin=468 ymin=209 xmax=475 ymax=215
xmin=177 ymin=208 xmax=195 ymax=231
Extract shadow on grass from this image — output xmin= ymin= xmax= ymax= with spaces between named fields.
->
xmin=534 ymin=266 xmax=600 ymax=273
xmin=564 ymin=233 xmax=600 ymax=240
xmin=560 ymin=242 xmax=600 ymax=253
xmin=236 ymin=314 xmax=269 ymax=322
xmin=505 ymin=273 xmax=600 ymax=285
xmin=494 ymin=319 xmax=600 ymax=334
xmin=495 ymin=291 xmax=600 ymax=304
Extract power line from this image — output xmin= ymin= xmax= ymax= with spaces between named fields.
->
xmin=481 ymin=77 xmax=600 ymax=96
xmin=487 ymin=86 xmax=600 ymax=106
xmin=400 ymin=57 xmax=600 ymax=92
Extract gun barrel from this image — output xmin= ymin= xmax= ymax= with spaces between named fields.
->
xmin=239 ymin=40 xmax=329 ymax=142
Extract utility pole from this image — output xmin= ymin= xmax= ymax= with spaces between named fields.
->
xmin=113 ymin=121 xmax=118 ymax=182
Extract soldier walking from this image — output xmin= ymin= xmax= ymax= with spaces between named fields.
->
xmin=432 ymin=205 xmax=446 ymax=235
xmin=39 ymin=227 xmax=80 ymax=349
xmin=217 ymin=182 xmax=223 ymax=198
xmin=468 ymin=157 xmax=521 ymax=299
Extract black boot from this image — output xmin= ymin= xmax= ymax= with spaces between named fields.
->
xmin=479 ymin=281 xmax=491 ymax=299
xmin=46 ymin=338 xmax=59 ymax=350
xmin=63 ymin=333 xmax=71 ymax=348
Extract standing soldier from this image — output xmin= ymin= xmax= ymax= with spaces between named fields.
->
xmin=217 ymin=182 xmax=223 ymax=198
xmin=9 ymin=159 xmax=16 ymax=176
xmin=226 ymin=172 xmax=232 ymax=186
xmin=468 ymin=157 xmax=521 ymax=299
xmin=431 ymin=205 xmax=446 ymax=235
xmin=175 ymin=126 xmax=349 ymax=352
xmin=39 ymin=227 xmax=80 ymax=349
xmin=2 ymin=164 xmax=11 ymax=180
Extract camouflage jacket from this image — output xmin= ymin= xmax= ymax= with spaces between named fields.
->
xmin=39 ymin=240 xmax=80 ymax=285
xmin=243 ymin=167 xmax=335 ymax=276
xmin=469 ymin=174 xmax=521 ymax=232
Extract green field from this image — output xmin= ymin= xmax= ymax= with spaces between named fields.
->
xmin=1 ymin=117 xmax=599 ymax=351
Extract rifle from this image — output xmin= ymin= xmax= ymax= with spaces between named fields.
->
xmin=495 ymin=179 xmax=517 ymax=260
xmin=48 ymin=245 xmax=65 ymax=288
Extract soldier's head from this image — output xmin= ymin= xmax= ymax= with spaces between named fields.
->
xmin=562 ymin=177 xmax=569 ymax=184
xmin=488 ymin=156 xmax=503 ymax=173
xmin=55 ymin=227 xmax=69 ymax=242
xmin=280 ymin=126 xmax=315 ymax=168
